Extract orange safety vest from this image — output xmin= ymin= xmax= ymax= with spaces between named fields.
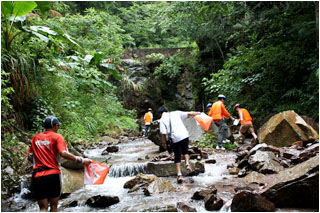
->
xmin=208 ymin=101 xmax=231 ymax=121
xmin=144 ymin=112 xmax=152 ymax=123
xmin=238 ymin=108 xmax=253 ymax=125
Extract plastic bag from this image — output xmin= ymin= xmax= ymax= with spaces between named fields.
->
xmin=84 ymin=160 xmax=109 ymax=185
xmin=233 ymin=119 xmax=240 ymax=126
xmin=194 ymin=113 xmax=214 ymax=131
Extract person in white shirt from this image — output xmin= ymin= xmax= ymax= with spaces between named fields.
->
xmin=158 ymin=106 xmax=200 ymax=183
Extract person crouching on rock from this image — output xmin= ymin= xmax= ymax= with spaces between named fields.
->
xmin=28 ymin=116 xmax=92 ymax=212
xmin=158 ymin=106 xmax=200 ymax=183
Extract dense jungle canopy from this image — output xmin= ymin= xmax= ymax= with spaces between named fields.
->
xmin=1 ymin=1 xmax=319 ymax=197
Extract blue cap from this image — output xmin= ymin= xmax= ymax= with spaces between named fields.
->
xmin=43 ymin=116 xmax=61 ymax=128
xmin=206 ymin=103 xmax=212 ymax=108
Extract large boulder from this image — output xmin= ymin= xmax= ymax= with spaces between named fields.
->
xmin=146 ymin=160 xmax=205 ymax=177
xmin=260 ymin=154 xmax=319 ymax=208
xmin=258 ymin=110 xmax=319 ymax=147
xmin=61 ymin=167 xmax=84 ymax=194
xmin=231 ymin=191 xmax=275 ymax=212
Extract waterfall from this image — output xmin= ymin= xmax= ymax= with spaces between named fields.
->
xmin=108 ymin=162 xmax=148 ymax=177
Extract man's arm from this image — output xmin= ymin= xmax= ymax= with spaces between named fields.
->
xmin=187 ymin=111 xmax=201 ymax=117
xmin=161 ymin=134 xmax=167 ymax=150
xmin=60 ymin=151 xmax=92 ymax=165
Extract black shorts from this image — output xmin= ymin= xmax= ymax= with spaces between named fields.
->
xmin=172 ymin=137 xmax=189 ymax=163
xmin=33 ymin=174 xmax=61 ymax=200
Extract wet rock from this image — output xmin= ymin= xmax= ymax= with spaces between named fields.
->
xmin=106 ymin=146 xmax=119 ymax=153
xmin=291 ymin=143 xmax=319 ymax=164
xmin=85 ymin=195 xmax=119 ymax=208
xmin=147 ymin=178 xmax=176 ymax=194
xmin=260 ymin=154 xmax=319 ymax=208
xmin=249 ymin=143 xmax=280 ymax=157
xmin=146 ymin=161 xmax=204 ymax=177
xmin=248 ymin=150 xmax=284 ymax=174
xmin=231 ymin=191 xmax=275 ymax=212
xmin=258 ymin=110 xmax=319 ymax=147
xmin=140 ymin=205 xmax=177 ymax=212
xmin=243 ymin=171 xmax=267 ymax=184
xmin=60 ymin=193 xmax=71 ymax=199
xmin=61 ymin=200 xmax=78 ymax=208
xmin=238 ymin=167 xmax=249 ymax=178
xmin=204 ymin=159 xmax=216 ymax=164
xmin=124 ymin=173 xmax=158 ymax=189
xmin=234 ymin=186 xmax=255 ymax=193
xmin=177 ymin=202 xmax=197 ymax=212
xmin=282 ymin=148 xmax=301 ymax=160
xmin=204 ymin=194 xmax=224 ymax=211
xmin=228 ymin=167 xmax=239 ymax=175
xmin=101 ymin=150 xmax=109 ymax=155
xmin=191 ymin=187 xmax=217 ymax=200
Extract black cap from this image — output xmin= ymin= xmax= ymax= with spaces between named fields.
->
xmin=43 ymin=116 xmax=61 ymax=128
xmin=158 ymin=106 xmax=168 ymax=114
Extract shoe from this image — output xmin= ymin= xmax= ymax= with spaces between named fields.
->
xmin=186 ymin=164 xmax=193 ymax=172
xmin=216 ymin=146 xmax=220 ymax=150
xmin=177 ymin=174 xmax=183 ymax=183
xmin=221 ymin=147 xmax=225 ymax=151
xmin=222 ymin=139 xmax=230 ymax=144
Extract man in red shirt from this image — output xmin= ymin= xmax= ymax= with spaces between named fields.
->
xmin=208 ymin=95 xmax=235 ymax=150
xmin=28 ymin=116 xmax=91 ymax=212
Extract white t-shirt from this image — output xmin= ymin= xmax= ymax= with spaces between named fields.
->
xmin=159 ymin=111 xmax=189 ymax=143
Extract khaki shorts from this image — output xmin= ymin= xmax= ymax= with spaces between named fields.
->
xmin=240 ymin=124 xmax=255 ymax=135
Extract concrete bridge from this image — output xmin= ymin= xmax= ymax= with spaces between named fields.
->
xmin=121 ymin=47 xmax=193 ymax=62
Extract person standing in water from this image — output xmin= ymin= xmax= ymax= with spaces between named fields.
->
xmin=158 ymin=106 xmax=200 ymax=183
xmin=28 ymin=116 xmax=92 ymax=212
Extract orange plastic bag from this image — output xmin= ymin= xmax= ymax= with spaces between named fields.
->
xmin=84 ymin=160 xmax=109 ymax=185
xmin=194 ymin=113 xmax=214 ymax=131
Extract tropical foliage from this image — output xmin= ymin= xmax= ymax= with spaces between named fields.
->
xmin=1 ymin=1 xmax=318 ymax=198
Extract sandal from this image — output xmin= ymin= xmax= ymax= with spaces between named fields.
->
xmin=177 ymin=174 xmax=183 ymax=184
xmin=186 ymin=164 xmax=193 ymax=172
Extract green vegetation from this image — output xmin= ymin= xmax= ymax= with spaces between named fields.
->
xmin=193 ymin=131 xmax=237 ymax=150
xmin=1 ymin=1 xmax=318 ymax=198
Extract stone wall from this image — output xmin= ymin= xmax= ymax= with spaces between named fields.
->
xmin=121 ymin=48 xmax=193 ymax=62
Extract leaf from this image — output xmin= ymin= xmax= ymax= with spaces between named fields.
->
xmin=56 ymin=33 xmax=81 ymax=48
xmin=89 ymin=52 xmax=104 ymax=65
xmin=35 ymin=1 xmax=51 ymax=12
xmin=1 ymin=2 xmax=14 ymax=17
xmin=12 ymin=1 xmax=37 ymax=17
xmin=30 ymin=26 xmax=57 ymax=35
xmin=30 ymin=31 xmax=49 ymax=42
xmin=100 ymin=63 xmax=121 ymax=80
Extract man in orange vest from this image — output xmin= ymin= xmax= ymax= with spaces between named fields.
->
xmin=144 ymin=108 xmax=153 ymax=137
xmin=234 ymin=104 xmax=258 ymax=144
xmin=208 ymin=95 xmax=235 ymax=150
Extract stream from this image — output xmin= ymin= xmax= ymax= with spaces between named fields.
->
xmin=6 ymin=138 xmax=238 ymax=212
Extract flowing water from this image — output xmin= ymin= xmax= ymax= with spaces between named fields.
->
xmin=5 ymin=138 xmax=238 ymax=212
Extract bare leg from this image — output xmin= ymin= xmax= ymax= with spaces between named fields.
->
xmin=48 ymin=197 xmax=59 ymax=212
xmin=184 ymin=154 xmax=190 ymax=166
xmin=38 ymin=199 xmax=49 ymax=212
xmin=176 ymin=162 xmax=182 ymax=175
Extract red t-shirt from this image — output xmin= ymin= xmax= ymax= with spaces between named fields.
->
xmin=28 ymin=131 xmax=67 ymax=178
